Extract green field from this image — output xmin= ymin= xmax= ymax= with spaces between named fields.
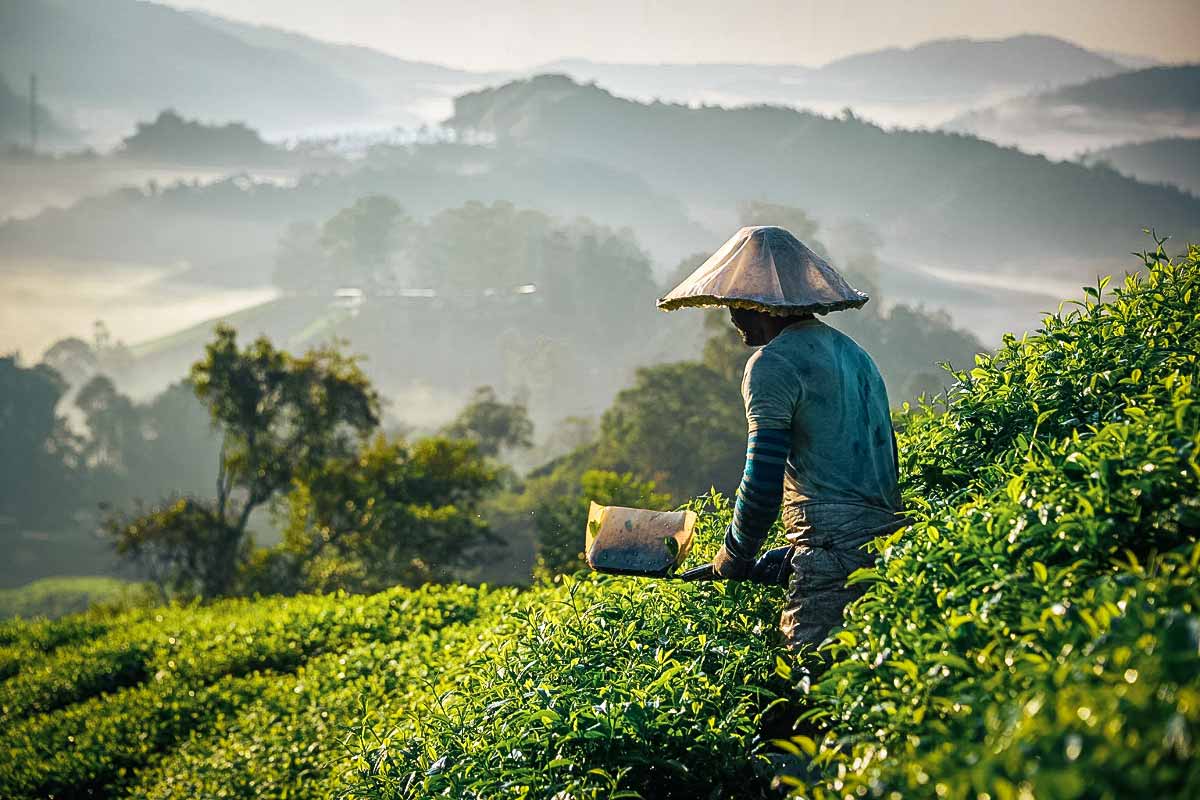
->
xmin=1 ymin=242 xmax=1197 ymax=798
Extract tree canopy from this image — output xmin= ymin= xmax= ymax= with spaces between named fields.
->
xmin=108 ymin=325 xmax=381 ymax=597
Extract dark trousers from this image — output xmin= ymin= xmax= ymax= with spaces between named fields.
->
xmin=778 ymin=502 xmax=906 ymax=652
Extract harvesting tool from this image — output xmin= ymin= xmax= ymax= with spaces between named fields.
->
xmin=585 ymin=503 xmax=791 ymax=586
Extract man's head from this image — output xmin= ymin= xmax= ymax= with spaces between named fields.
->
xmin=729 ymin=307 xmax=813 ymax=347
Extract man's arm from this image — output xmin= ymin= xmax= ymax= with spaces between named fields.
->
xmin=713 ymin=348 xmax=798 ymax=578
xmin=713 ymin=426 xmax=790 ymax=578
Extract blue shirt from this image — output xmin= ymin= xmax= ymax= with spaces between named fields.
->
xmin=741 ymin=318 xmax=902 ymax=512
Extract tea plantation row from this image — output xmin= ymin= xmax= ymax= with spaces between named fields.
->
xmin=1 ymin=242 xmax=1196 ymax=798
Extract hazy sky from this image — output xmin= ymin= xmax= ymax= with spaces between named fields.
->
xmin=171 ymin=0 xmax=1200 ymax=70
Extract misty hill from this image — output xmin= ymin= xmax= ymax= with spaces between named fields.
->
xmin=449 ymin=75 xmax=1200 ymax=274
xmin=0 ymin=0 xmax=481 ymax=148
xmin=812 ymin=34 xmax=1123 ymax=103
xmin=116 ymin=109 xmax=282 ymax=165
xmin=1045 ymin=64 xmax=1200 ymax=113
xmin=186 ymin=10 xmax=492 ymax=120
xmin=532 ymin=60 xmax=812 ymax=106
xmin=538 ymin=35 xmax=1125 ymax=126
xmin=1100 ymin=50 xmax=1162 ymax=70
xmin=1080 ymin=137 xmax=1200 ymax=196
xmin=0 ymin=141 xmax=706 ymax=284
xmin=946 ymin=65 xmax=1200 ymax=158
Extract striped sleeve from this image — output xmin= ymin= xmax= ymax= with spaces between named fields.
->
xmin=724 ymin=426 xmax=790 ymax=560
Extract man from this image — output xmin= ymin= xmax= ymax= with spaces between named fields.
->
xmin=658 ymin=226 xmax=905 ymax=651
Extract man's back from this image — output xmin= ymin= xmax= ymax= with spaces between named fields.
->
xmin=741 ymin=318 xmax=902 ymax=512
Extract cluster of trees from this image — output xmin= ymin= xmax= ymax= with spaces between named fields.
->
xmin=266 ymin=197 xmax=680 ymax=431
xmin=1 ymin=324 xmax=539 ymax=598
xmin=2 ymin=332 xmax=216 ymax=528
xmin=117 ymin=109 xmax=282 ymax=164
xmin=0 ymin=356 xmax=81 ymax=533
xmin=272 ymin=195 xmax=662 ymax=312
xmin=100 ymin=325 xmax=519 ymax=599
xmin=271 ymin=195 xmax=409 ymax=292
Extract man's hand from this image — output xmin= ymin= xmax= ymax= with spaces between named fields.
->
xmin=712 ymin=543 xmax=755 ymax=580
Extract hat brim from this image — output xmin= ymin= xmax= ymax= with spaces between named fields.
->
xmin=656 ymin=293 xmax=869 ymax=316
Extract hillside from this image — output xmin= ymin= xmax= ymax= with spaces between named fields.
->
xmin=1081 ymin=137 xmax=1200 ymax=195
xmin=0 ymin=0 xmax=475 ymax=147
xmin=538 ymin=35 xmax=1125 ymax=127
xmin=0 ymin=142 xmax=705 ymax=283
xmin=449 ymin=75 xmax=1200 ymax=274
xmin=813 ymin=34 xmax=1123 ymax=103
xmin=185 ymin=9 xmax=492 ymax=120
xmin=946 ymin=65 xmax=1200 ymax=158
xmin=1046 ymin=64 xmax=1200 ymax=113
xmin=1 ymin=241 xmax=1196 ymax=798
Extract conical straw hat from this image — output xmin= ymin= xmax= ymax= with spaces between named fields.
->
xmin=657 ymin=226 xmax=869 ymax=316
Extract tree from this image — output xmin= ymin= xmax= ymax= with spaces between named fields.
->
xmin=271 ymin=220 xmax=327 ymax=291
xmin=738 ymin=200 xmax=825 ymax=254
xmin=321 ymin=195 xmax=410 ymax=286
xmin=273 ymin=435 xmax=500 ymax=593
xmin=107 ymin=326 xmax=381 ymax=597
xmin=417 ymin=201 xmax=552 ymax=296
xmin=441 ymin=386 xmax=534 ymax=459
xmin=595 ymin=362 xmax=746 ymax=501
xmin=104 ymin=498 xmax=241 ymax=601
xmin=0 ymin=356 xmax=80 ymax=528
xmin=139 ymin=382 xmax=223 ymax=498
xmin=72 ymin=377 xmax=222 ymax=510
xmin=825 ymin=218 xmax=883 ymax=297
xmin=40 ymin=337 xmax=97 ymax=386
xmin=532 ymin=470 xmax=670 ymax=579
xmin=541 ymin=416 xmax=598 ymax=463
xmin=700 ymin=309 xmax=752 ymax=385
xmin=118 ymin=109 xmax=277 ymax=164
xmin=76 ymin=375 xmax=142 ymax=472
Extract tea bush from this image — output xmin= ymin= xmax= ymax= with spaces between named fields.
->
xmin=0 ymin=612 xmax=136 ymax=681
xmin=0 ymin=241 xmax=1196 ymax=799
xmin=786 ymin=240 xmax=1200 ymax=798
xmin=0 ymin=584 xmax=483 ymax=725
xmin=130 ymin=609 xmax=515 ymax=799
xmin=0 ymin=583 xmax=494 ymax=798
xmin=344 ymin=498 xmax=792 ymax=799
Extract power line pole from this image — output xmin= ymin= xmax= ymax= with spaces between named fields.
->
xmin=29 ymin=73 xmax=38 ymax=154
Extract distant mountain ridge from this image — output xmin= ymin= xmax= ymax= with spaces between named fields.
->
xmin=0 ymin=2 xmax=1153 ymax=148
xmin=813 ymin=34 xmax=1125 ymax=101
xmin=946 ymin=65 xmax=1200 ymax=158
xmin=449 ymin=74 xmax=1200 ymax=273
xmin=1081 ymin=137 xmax=1200 ymax=196
xmin=1044 ymin=65 xmax=1200 ymax=113
xmin=0 ymin=0 xmax=488 ymax=147
xmin=184 ymin=10 xmax=495 ymax=119
xmin=0 ymin=0 xmax=365 ymax=144
xmin=534 ymin=35 xmax=1129 ymax=125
